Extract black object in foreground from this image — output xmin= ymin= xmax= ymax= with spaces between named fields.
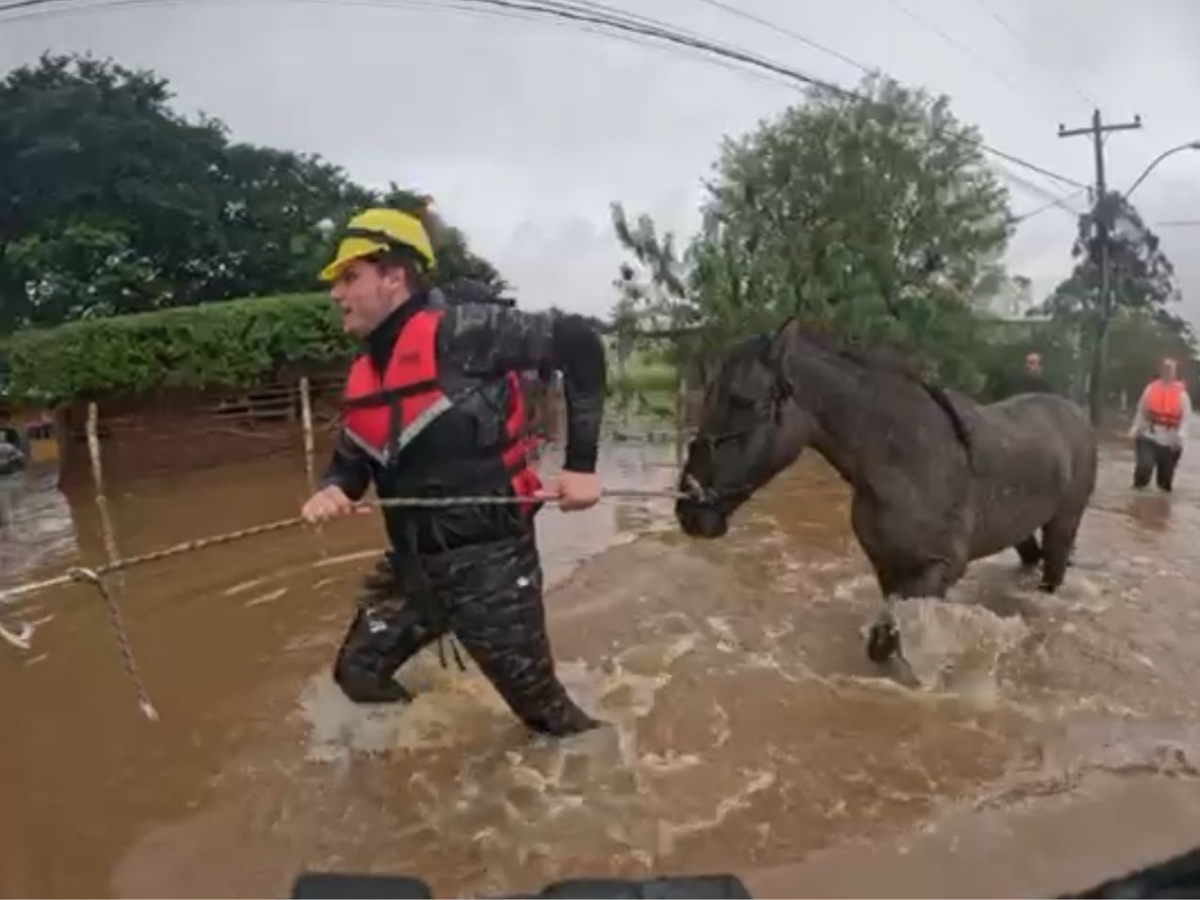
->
xmin=290 ymin=872 xmax=754 ymax=899
xmin=292 ymin=845 xmax=1200 ymax=900
xmin=1064 ymin=845 xmax=1200 ymax=899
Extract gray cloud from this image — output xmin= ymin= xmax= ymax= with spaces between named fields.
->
xmin=2 ymin=0 xmax=1197 ymax=322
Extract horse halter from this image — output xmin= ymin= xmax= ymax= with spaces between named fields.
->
xmin=684 ymin=362 xmax=795 ymax=507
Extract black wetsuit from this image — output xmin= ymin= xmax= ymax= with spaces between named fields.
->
xmin=321 ymin=289 xmax=606 ymax=736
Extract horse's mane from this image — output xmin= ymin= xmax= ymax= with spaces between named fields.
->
xmin=770 ymin=317 xmax=929 ymax=387
xmin=773 ymin=318 xmax=972 ymax=454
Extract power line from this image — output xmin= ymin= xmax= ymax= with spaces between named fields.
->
xmin=973 ymin=143 xmax=1086 ymax=189
xmin=877 ymin=0 xmax=1089 ymax=200
xmin=690 ymin=0 xmax=871 ymax=75
xmin=0 ymin=0 xmax=1088 ymax=189
xmin=997 ymin=161 xmax=1086 ymax=206
xmin=0 ymin=0 xmax=799 ymax=99
xmin=967 ymin=0 xmax=1098 ymax=109
xmin=436 ymin=0 xmax=867 ymax=92
xmin=676 ymin=0 xmax=1088 ymax=190
xmin=1010 ymin=2 xmax=1157 ymax=163
xmin=880 ymin=0 xmax=1026 ymax=99
xmin=0 ymin=0 xmax=859 ymax=91
xmin=1010 ymin=188 xmax=1088 ymax=224
xmin=0 ymin=0 xmax=832 ymax=95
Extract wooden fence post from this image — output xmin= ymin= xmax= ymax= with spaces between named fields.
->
xmin=86 ymin=402 xmax=124 ymax=589
xmin=299 ymin=376 xmax=316 ymax=495
xmin=298 ymin=376 xmax=329 ymax=557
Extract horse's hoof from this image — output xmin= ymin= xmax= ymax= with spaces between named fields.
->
xmin=866 ymin=621 xmax=901 ymax=663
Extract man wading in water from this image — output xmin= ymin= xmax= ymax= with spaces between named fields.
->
xmin=301 ymin=208 xmax=604 ymax=736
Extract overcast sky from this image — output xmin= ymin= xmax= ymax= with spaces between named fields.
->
xmin=2 ymin=0 xmax=1198 ymax=323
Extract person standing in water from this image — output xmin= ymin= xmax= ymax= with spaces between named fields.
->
xmin=1012 ymin=350 xmax=1054 ymax=395
xmin=302 ymin=207 xmax=605 ymax=736
xmin=1129 ymin=356 xmax=1191 ymax=492
xmin=991 ymin=349 xmax=1055 ymax=401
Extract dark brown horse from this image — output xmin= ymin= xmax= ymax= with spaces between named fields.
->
xmin=675 ymin=319 xmax=1098 ymax=662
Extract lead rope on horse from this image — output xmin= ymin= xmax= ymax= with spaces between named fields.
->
xmin=1 ymin=486 xmax=692 ymax=720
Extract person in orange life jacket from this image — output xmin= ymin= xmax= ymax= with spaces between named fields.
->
xmin=1129 ymin=356 xmax=1192 ymax=492
xmin=301 ymin=208 xmax=603 ymax=736
xmin=354 ymin=278 xmax=556 ymax=594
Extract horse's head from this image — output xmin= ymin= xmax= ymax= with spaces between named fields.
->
xmin=676 ymin=330 xmax=809 ymax=538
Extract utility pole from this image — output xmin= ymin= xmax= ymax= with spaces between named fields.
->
xmin=1058 ymin=110 xmax=1142 ymax=427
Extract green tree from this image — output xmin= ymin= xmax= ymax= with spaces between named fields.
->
xmin=610 ymin=203 xmax=692 ymax=337
xmin=609 ymin=202 xmax=698 ymax=385
xmin=6 ymin=223 xmax=164 ymax=323
xmin=0 ymin=53 xmax=229 ymax=329
xmin=1042 ymin=193 xmax=1179 ymax=328
xmin=611 ymin=74 xmax=1012 ymax=392
xmin=0 ymin=53 xmax=507 ymax=331
xmin=212 ymin=143 xmax=376 ymax=301
xmin=1040 ymin=192 xmax=1187 ymax=408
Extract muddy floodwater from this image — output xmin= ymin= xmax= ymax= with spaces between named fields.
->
xmin=3 ymin=421 xmax=1200 ymax=898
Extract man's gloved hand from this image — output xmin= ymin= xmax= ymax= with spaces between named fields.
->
xmin=552 ymin=470 xmax=601 ymax=511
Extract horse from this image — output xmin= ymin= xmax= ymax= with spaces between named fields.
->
xmin=675 ymin=318 xmax=1098 ymax=662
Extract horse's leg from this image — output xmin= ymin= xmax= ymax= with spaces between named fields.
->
xmin=867 ymin=599 xmax=903 ymax=663
xmin=866 ymin=562 xmax=953 ymax=663
xmin=1039 ymin=509 xmax=1083 ymax=593
xmin=1014 ymin=536 xmax=1042 ymax=567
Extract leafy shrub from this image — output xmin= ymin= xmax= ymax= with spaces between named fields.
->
xmin=4 ymin=293 xmax=355 ymax=403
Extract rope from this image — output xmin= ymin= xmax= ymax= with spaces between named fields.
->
xmin=0 ymin=486 xmax=689 ymax=720
xmin=0 ymin=488 xmax=689 ymax=606
xmin=69 ymin=567 xmax=159 ymax=721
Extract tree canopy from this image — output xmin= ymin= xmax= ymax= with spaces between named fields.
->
xmin=1041 ymin=192 xmax=1180 ymax=323
xmin=0 ymin=53 xmax=503 ymax=333
xmin=611 ymin=74 xmax=1014 ymax=393
xmin=1036 ymin=191 xmax=1197 ymax=401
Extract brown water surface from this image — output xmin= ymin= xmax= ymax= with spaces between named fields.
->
xmin=2 ymin=427 xmax=1199 ymax=898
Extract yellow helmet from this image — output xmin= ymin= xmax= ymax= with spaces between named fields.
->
xmin=318 ymin=208 xmax=436 ymax=282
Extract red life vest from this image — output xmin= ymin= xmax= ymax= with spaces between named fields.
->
xmin=341 ymin=308 xmax=543 ymax=509
xmin=1146 ymin=379 xmax=1186 ymax=429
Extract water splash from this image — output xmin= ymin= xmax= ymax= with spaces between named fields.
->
xmin=888 ymin=598 xmax=1028 ymax=701
xmin=293 ymin=619 xmax=799 ymax=867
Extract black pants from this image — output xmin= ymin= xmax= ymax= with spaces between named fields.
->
xmin=332 ymin=530 xmax=599 ymax=737
xmin=1134 ymin=436 xmax=1183 ymax=492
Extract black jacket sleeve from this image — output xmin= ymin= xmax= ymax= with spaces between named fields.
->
xmin=319 ymin=430 xmax=373 ymax=501
xmin=436 ymin=304 xmax=607 ymax=472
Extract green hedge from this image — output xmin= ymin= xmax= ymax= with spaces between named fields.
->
xmin=3 ymin=293 xmax=357 ymax=403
